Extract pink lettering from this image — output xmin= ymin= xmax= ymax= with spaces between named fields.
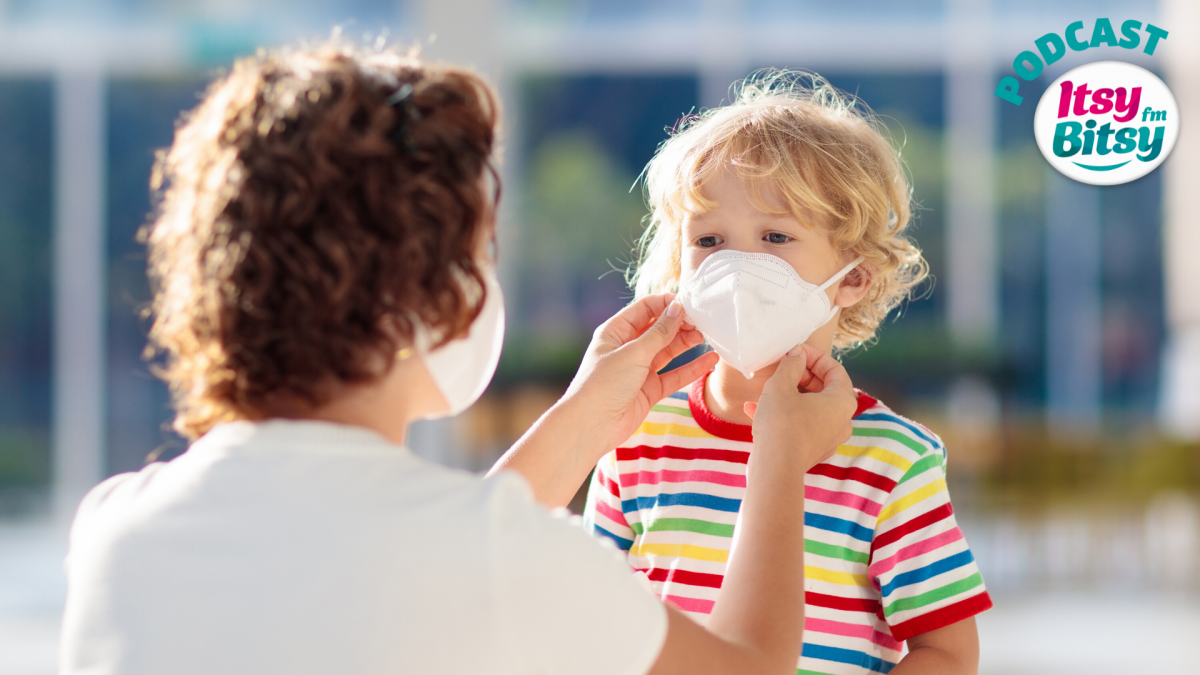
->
xmin=1113 ymin=87 xmax=1141 ymax=123
xmin=1058 ymin=80 xmax=1073 ymax=119
xmin=1089 ymin=88 xmax=1114 ymax=115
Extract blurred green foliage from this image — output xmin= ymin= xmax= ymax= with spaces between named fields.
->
xmin=498 ymin=131 xmax=645 ymax=384
xmin=523 ymin=130 xmax=646 ymax=281
xmin=0 ymin=426 xmax=50 ymax=490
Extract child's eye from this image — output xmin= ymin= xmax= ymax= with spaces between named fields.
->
xmin=765 ymin=232 xmax=792 ymax=245
xmin=697 ymin=236 xmax=722 ymax=248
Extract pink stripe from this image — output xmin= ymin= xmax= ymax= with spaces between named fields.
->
xmin=805 ymin=617 xmax=903 ymax=652
xmin=663 ymin=594 xmax=715 ymax=614
xmin=805 ymin=485 xmax=883 ymax=517
xmin=621 ymin=469 xmax=746 ymax=488
xmin=594 ymin=500 xmax=628 ymax=528
xmin=869 ymin=528 xmax=964 ymax=578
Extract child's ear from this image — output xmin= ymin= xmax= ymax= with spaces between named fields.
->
xmin=833 ymin=264 xmax=873 ymax=309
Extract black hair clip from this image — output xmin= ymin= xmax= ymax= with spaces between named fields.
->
xmin=387 ymin=83 xmax=422 ymax=155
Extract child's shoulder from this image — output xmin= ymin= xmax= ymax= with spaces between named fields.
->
xmin=850 ymin=391 xmax=947 ymax=465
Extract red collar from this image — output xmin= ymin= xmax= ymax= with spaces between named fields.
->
xmin=686 ymin=371 xmax=877 ymax=442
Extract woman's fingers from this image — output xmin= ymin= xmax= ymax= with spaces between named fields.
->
xmin=743 ymin=401 xmax=758 ymax=420
xmin=801 ymin=344 xmax=849 ymax=394
xmin=597 ymin=293 xmax=675 ymax=349
xmin=655 ymin=351 xmax=720 ymax=397
xmin=649 ymin=325 xmax=705 ymax=373
xmin=765 ymin=348 xmax=808 ymax=395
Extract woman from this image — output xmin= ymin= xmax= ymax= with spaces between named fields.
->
xmin=59 ymin=41 xmax=857 ymax=675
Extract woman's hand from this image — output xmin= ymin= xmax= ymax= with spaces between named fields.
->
xmin=488 ymin=294 xmax=718 ymax=507
xmin=565 ymin=293 xmax=720 ymax=451
xmin=744 ymin=343 xmax=857 ymax=471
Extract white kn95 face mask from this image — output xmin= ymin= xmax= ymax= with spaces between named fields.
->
xmin=411 ymin=268 xmax=506 ymax=419
xmin=678 ymin=251 xmax=865 ymax=379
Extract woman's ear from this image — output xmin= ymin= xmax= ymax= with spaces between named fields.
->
xmin=833 ymin=263 xmax=873 ymax=309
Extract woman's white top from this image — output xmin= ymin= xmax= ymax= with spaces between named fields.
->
xmin=60 ymin=419 xmax=667 ymax=675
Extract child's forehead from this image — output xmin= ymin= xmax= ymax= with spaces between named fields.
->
xmin=682 ymin=168 xmax=826 ymax=228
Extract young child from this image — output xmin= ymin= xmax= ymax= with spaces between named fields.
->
xmin=583 ymin=71 xmax=992 ymax=674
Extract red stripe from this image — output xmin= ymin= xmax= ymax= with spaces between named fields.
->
xmin=807 ymin=462 xmax=897 ymax=493
xmin=640 ymin=567 xmax=725 ymax=589
xmin=685 ymin=374 xmax=881 ymax=443
xmin=805 ymin=591 xmax=881 ymax=613
xmin=616 ymin=444 xmax=750 ymax=465
xmin=871 ymin=503 xmax=954 ymax=555
xmin=595 ymin=466 xmax=621 ymax=497
xmin=688 ymin=374 xmax=754 ymax=441
xmin=854 ymin=390 xmax=879 ymax=417
xmin=623 ymin=469 xmax=746 ymax=488
xmin=888 ymin=591 xmax=994 ymax=641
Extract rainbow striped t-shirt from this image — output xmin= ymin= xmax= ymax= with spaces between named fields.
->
xmin=582 ymin=373 xmax=993 ymax=675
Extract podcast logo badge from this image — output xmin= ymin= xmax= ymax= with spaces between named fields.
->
xmin=1034 ymin=61 xmax=1178 ymax=185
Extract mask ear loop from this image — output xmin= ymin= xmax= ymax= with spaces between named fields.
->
xmin=812 ymin=255 xmax=867 ymax=328
xmin=817 ymin=255 xmax=867 ymax=293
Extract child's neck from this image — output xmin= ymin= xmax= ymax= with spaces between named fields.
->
xmin=703 ymin=332 xmax=839 ymax=427
xmin=703 ymin=360 xmax=773 ymax=427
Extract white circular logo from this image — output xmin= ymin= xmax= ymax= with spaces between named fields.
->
xmin=1034 ymin=61 xmax=1179 ymax=186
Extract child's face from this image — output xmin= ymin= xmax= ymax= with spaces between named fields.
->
xmin=680 ymin=166 xmax=853 ymax=312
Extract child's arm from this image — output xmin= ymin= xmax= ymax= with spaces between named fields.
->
xmin=891 ymin=617 xmax=980 ymax=675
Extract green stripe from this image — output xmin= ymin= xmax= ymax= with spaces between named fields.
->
xmin=884 ymin=572 xmax=984 ymax=616
xmin=631 ymin=517 xmax=734 ymax=538
xmin=798 ymin=669 xmax=837 ymax=675
xmin=805 ymin=539 xmax=870 ymax=565
xmin=853 ymin=426 xmax=929 ymax=455
xmin=650 ymin=403 xmax=691 ymax=416
xmin=895 ymin=454 xmax=941 ymax=487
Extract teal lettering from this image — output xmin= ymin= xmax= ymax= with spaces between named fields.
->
xmin=1113 ymin=127 xmax=1137 ymax=154
xmin=1066 ymin=20 xmax=1090 ymax=51
xmin=1014 ymin=51 xmax=1043 ymax=81
xmin=1054 ymin=121 xmax=1083 ymax=157
xmin=1090 ymin=18 xmax=1119 ymax=48
xmin=1095 ymin=123 xmax=1115 ymax=155
xmin=995 ymin=76 xmax=1023 ymax=105
xmin=1119 ymin=20 xmax=1142 ymax=49
xmin=1144 ymin=24 xmax=1169 ymax=55
xmin=1137 ymin=126 xmax=1164 ymax=162
xmin=1036 ymin=33 xmax=1067 ymax=65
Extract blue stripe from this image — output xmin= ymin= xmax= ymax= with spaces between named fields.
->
xmin=805 ymin=511 xmax=873 ymax=543
xmin=855 ymin=412 xmax=941 ymax=451
xmin=623 ymin=492 xmax=741 ymax=514
xmin=880 ymin=549 xmax=975 ymax=596
xmin=590 ymin=524 xmax=634 ymax=551
xmin=667 ymin=391 xmax=689 ymax=401
xmin=802 ymin=643 xmax=895 ymax=674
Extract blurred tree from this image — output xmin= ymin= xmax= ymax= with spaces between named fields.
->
xmin=522 ymin=130 xmax=645 ymax=328
xmin=500 ymin=131 xmax=646 ymax=382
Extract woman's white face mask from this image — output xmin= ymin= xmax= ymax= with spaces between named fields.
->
xmin=413 ymin=269 xmax=505 ymax=419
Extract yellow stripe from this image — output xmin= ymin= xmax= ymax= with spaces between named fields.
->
xmin=805 ymin=565 xmax=871 ymax=587
xmin=877 ymin=478 xmax=947 ymax=524
xmin=630 ymin=542 xmax=728 ymax=563
xmin=835 ymin=444 xmax=912 ymax=472
xmin=635 ymin=421 xmax=714 ymax=439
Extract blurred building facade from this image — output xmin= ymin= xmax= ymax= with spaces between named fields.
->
xmin=0 ymin=0 xmax=1192 ymax=533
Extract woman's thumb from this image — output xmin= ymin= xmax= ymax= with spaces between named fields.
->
xmin=639 ymin=299 xmax=684 ymax=349
xmin=767 ymin=346 xmax=808 ymax=392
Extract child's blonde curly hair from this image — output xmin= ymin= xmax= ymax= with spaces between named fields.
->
xmin=630 ymin=69 xmax=928 ymax=351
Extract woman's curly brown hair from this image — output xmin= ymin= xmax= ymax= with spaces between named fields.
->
xmin=143 ymin=41 xmax=500 ymax=440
